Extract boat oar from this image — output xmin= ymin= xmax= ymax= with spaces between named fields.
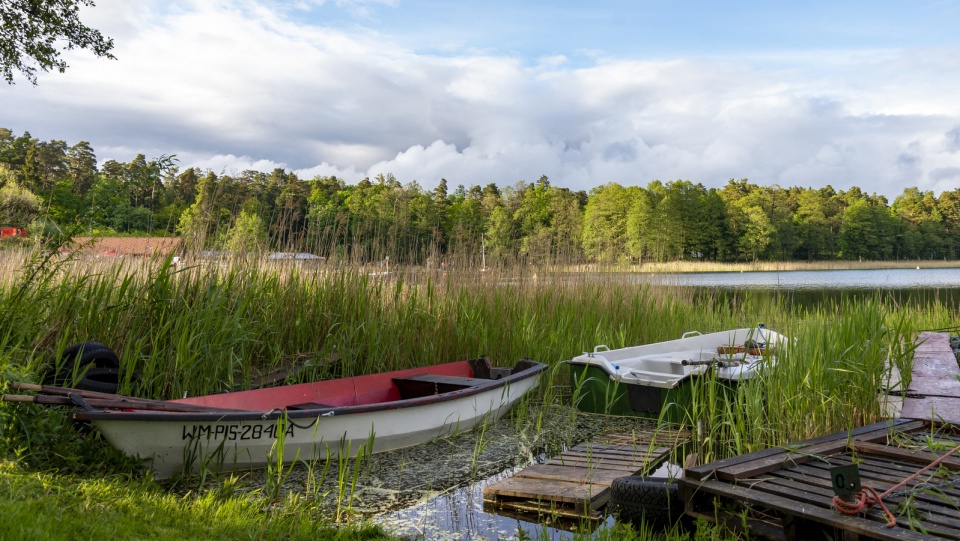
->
xmin=1 ymin=392 xmax=235 ymax=413
xmin=11 ymin=381 xmax=147 ymax=401
xmin=8 ymin=381 xmax=236 ymax=412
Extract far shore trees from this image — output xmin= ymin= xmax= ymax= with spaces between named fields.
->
xmin=2 ymin=127 xmax=958 ymax=265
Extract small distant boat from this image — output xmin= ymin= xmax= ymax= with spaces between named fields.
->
xmin=566 ymin=325 xmax=788 ymax=421
xmin=67 ymin=357 xmax=545 ymax=478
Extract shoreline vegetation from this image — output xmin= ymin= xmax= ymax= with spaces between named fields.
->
xmin=0 ymin=249 xmax=953 ymax=540
xmin=4 ymin=127 xmax=960 ymax=269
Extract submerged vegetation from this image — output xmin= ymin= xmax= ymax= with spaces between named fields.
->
xmin=0 ymin=245 xmax=954 ymax=539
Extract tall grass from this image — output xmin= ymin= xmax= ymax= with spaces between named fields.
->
xmin=1 ymin=247 xmax=957 ymax=538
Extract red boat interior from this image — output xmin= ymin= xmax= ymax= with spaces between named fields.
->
xmin=171 ymin=358 xmax=524 ymax=412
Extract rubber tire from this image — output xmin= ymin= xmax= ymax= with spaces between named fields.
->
xmin=610 ymin=476 xmax=683 ymax=529
xmin=74 ymin=367 xmax=122 ymax=394
xmin=50 ymin=342 xmax=121 ymax=387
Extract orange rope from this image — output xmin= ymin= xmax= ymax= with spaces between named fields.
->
xmin=831 ymin=441 xmax=960 ymax=528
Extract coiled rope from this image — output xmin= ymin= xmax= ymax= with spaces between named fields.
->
xmin=831 ymin=441 xmax=960 ymax=528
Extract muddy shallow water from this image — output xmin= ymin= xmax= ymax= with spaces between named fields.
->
xmin=218 ymin=407 xmax=661 ymax=539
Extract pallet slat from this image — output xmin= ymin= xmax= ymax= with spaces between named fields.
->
xmin=484 ymin=429 xmax=686 ymax=521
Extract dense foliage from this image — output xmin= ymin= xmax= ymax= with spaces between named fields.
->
xmin=2 ymin=127 xmax=957 ymax=264
xmin=0 ymin=0 xmax=114 ymax=84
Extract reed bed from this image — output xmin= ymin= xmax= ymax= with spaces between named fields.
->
xmin=1 ymin=247 xmax=957 ymax=539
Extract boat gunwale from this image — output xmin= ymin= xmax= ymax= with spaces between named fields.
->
xmin=71 ymin=361 xmax=547 ymax=423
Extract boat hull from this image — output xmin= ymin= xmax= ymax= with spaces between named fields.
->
xmin=78 ymin=360 xmax=544 ymax=478
xmin=567 ymin=327 xmax=786 ymax=421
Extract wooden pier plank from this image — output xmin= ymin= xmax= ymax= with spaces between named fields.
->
xmin=711 ymin=422 xmax=915 ymax=481
xmin=902 ymin=396 xmax=960 ymax=425
xmin=482 ymin=477 xmax=607 ymax=506
xmin=686 ymin=478 xmax=953 ymax=541
xmin=683 ymin=419 xmax=920 ymax=481
xmin=511 ymin=464 xmax=628 ymax=484
xmin=853 ymin=440 xmax=960 ymax=470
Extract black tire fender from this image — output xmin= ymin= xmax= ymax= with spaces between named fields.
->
xmin=74 ymin=367 xmax=122 ymax=394
xmin=49 ymin=342 xmax=121 ymax=387
xmin=610 ymin=475 xmax=683 ymax=528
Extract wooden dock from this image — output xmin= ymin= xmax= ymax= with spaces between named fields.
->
xmin=483 ymin=427 xmax=689 ymax=520
xmin=680 ymin=332 xmax=960 ymax=541
xmin=900 ymin=332 xmax=960 ymax=425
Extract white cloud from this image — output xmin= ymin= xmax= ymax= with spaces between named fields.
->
xmin=4 ymin=1 xmax=960 ymax=200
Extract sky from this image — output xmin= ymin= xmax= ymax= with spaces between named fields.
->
xmin=5 ymin=0 xmax=960 ymax=200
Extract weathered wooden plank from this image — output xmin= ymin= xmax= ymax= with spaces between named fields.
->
xmin=683 ymin=419 xmax=921 ymax=481
xmin=712 ymin=422 xmax=931 ymax=481
xmin=568 ymin=442 xmax=669 ymax=456
xmin=760 ymin=472 xmax=960 ymax=534
xmin=510 ymin=464 xmax=627 ymax=485
xmin=906 ymin=375 xmax=960 ymax=398
xmin=853 ymin=441 xmax=960 ymax=470
xmin=786 ymin=461 xmax=960 ymax=522
xmin=902 ymin=396 xmax=960 ymax=425
xmin=543 ymin=458 xmax=644 ymax=473
xmin=683 ymin=479 xmax=953 ymax=541
xmin=557 ymin=448 xmax=664 ymax=462
xmin=482 ymin=477 xmax=607 ymax=505
xmin=546 ymin=455 xmax=657 ymax=471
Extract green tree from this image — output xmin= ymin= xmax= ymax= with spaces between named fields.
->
xmin=67 ymin=140 xmax=97 ymax=194
xmin=891 ymin=187 xmax=944 ymax=259
xmin=1 ymin=0 xmax=115 ymax=84
xmin=485 ymin=205 xmax=514 ymax=262
xmin=938 ymin=189 xmax=960 ymax=259
xmin=838 ymin=199 xmax=896 ymax=260
xmin=581 ymin=183 xmax=635 ymax=262
xmin=223 ymin=209 xmax=268 ymax=256
xmin=0 ymin=164 xmax=41 ymax=224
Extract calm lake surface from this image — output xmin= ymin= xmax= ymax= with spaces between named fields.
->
xmin=644 ymin=267 xmax=960 ymax=290
xmin=638 ymin=267 xmax=960 ymax=310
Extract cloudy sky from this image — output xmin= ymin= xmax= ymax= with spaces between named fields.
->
xmin=5 ymin=0 xmax=960 ymax=199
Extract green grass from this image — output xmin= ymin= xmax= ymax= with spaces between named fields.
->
xmin=0 ymin=247 xmax=956 ymax=539
xmin=0 ymin=461 xmax=390 ymax=541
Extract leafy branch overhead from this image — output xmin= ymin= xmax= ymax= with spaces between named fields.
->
xmin=0 ymin=0 xmax=115 ymax=84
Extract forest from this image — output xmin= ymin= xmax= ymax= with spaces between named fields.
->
xmin=1 ymin=127 xmax=958 ymax=265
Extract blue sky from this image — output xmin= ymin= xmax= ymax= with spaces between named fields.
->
xmin=300 ymin=1 xmax=959 ymax=56
xmin=4 ymin=0 xmax=960 ymax=199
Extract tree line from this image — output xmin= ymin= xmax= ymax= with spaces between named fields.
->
xmin=2 ymin=127 xmax=958 ymax=265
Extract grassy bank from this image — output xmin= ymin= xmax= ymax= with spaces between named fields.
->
xmin=0 ymin=248 xmax=954 ymax=539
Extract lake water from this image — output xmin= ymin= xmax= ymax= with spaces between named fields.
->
xmin=643 ymin=267 xmax=960 ymax=290
xmin=636 ymin=267 xmax=960 ymax=310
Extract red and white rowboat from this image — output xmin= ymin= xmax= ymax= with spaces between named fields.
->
xmin=72 ymin=357 xmax=546 ymax=478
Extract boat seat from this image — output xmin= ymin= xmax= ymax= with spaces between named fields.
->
xmin=392 ymin=374 xmax=489 ymax=399
xmin=285 ymin=402 xmax=335 ymax=410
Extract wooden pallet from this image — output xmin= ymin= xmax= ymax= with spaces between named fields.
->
xmin=483 ymin=427 xmax=689 ymax=520
xmin=681 ymin=419 xmax=960 ymax=540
